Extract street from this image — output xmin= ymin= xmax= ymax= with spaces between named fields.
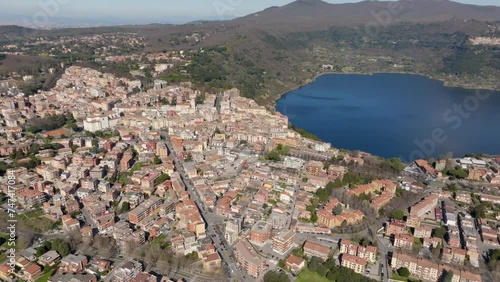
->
xmin=163 ymin=134 xmax=246 ymax=282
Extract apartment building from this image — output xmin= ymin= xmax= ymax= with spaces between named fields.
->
xmin=113 ymin=260 xmax=142 ymax=282
xmin=339 ymin=239 xmax=377 ymax=263
xmin=442 ymin=247 xmax=467 ymax=265
xmin=394 ymin=233 xmax=414 ymax=251
xmin=305 ymin=161 xmax=324 ymax=176
xmin=129 ymin=196 xmax=163 ymax=224
xmin=391 ymin=252 xmax=440 ymax=282
xmin=249 ymin=221 xmax=272 ymax=245
xmin=303 ymin=240 xmax=330 ymax=260
xmin=414 ymin=225 xmax=433 ymax=238
xmin=406 ymin=215 xmax=421 ymax=228
xmin=234 ymin=240 xmax=266 ymax=278
xmin=341 ymin=254 xmax=366 ymax=274
xmin=17 ymin=189 xmax=47 ymax=208
xmin=386 ymin=220 xmax=407 ymax=236
xmin=410 ymin=194 xmax=439 ymax=217
xmin=225 ymin=218 xmax=242 ymax=245
xmin=272 ymin=230 xmax=296 ymax=255
xmin=391 ymin=252 xmax=481 ymax=282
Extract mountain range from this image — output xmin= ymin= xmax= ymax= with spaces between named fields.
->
xmin=234 ymin=0 xmax=500 ymax=26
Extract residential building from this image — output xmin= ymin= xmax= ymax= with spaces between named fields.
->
xmin=339 ymin=239 xmax=377 ymax=263
xmin=22 ymin=263 xmax=42 ymax=282
xmin=130 ymin=272 xmax=157 ymax=282
xmin=286 ymin=255 xmax=305 ymax=274
xmin=249 ymin=221 xmax=272 ymax=245
xmin=394 ymin=233 xmax=414 ymax=250
xmin=202 ymin=252 xmax=222 ymax=273
xmin=225 ymin=218 xmax=242 ymax=245
xmin=405 ymin=216 xmax=421 ymax=228
xmin=17 ymin=189 xmax=47 ymax=208
xmin=414 ymin=226 xmax=433 ymax=238
xmin=341 ymin=254 xmax=366 ymax=274
xmin=113 ymin=260 xmax=142 ymax=282
xmin=442 ymin=247 xmax=467 ymax=265
xmin=386 ymin=220 xmax=407 ymax=236
xmin=272 ymin=230 xmax=296 ymax=255
xmin=60 ymin=254 xmax=88 ymax=273
xmin=391 ymin=252 xmax=481 ymax=282
xmin=391 ymin=252 xmax=440 ymax=282
xmin=303 ymin=240 xmax=330 ymax=260
xmin=234 ymin=240 xmax=266 ymax=278
xmin=49 ymin=273 xmax=97 ymax=282
xmin=38 ymin=250 xmax=61 ymax=267
xmin=129 ymin=196 xmax=163 ymax=224
xmin=410 ymin=194 xmax=439 ymax=218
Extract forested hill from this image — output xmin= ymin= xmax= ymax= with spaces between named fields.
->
xmin=2 ymin=0 xmax=500 ymax=105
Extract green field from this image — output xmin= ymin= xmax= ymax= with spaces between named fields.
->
xmin=391 ymin=273 xmax=419 ymax=282
xmin=35 ymin=266 xmax=57 ymax=282
xmin=296 ymin=269 xmax=330 ymax=282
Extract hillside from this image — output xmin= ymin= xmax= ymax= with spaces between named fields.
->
xmin=233 ymin=0 xmax=500 ymax=27
xmin=144 ymin=1 xmax=500 ymax=104
xmin=1 ymin=0 xmax=500 ymax=105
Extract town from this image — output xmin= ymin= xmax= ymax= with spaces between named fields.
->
xmin=0 ymin=63 xmax=499 ymax=282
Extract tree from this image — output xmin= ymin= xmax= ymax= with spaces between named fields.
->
xmin=155 ymin=173 xmax=171 ymax=186
xmin=487 ymin=249 xmax=500 ymax=272
xmin=326 ymin=271 xmax=337 ymax=281
xmin=441 ymin=270 xmax=453 ymax=282
xmin=121 ymin=202 xmax=131 ymax=212
xmin=263 ymin=270 xmax=290 ymax=282
xmin=43 ymin=241 xmax=52 ymax=250
xmin=470 ymin=204 xmax=486 ymax=219
xmin=333 ymin=204 xmax=343 ymax=215
xmin=36 ymin=241 xmax=52 ymax=257
xmin=278 ymin=259 xmax=286 ymax=269
xmin=379 ymin=157 xmax=405 ymax=173
xmin=51 ymin=238 xmax=70 ymax=256
xmin=433 ymin=226 xmax=447 ymax=239
xmin=308 ymin=256 xmax=325 ymax=273
xmin=359 ymin=238 xmax=370 ymax=247
xmin=310 ymin=211 xmax=318 ymax=222
xmin=358 ymin=192 xmax=372 ymax=201
xmin=29 ymin=143 xmax=41 ymax=155
xmin=195 ymin=94 xmax=205 ymax=105
xmin=265 ymin=151 xmax=281 ymax=162
xmin=324 ymin=257 xmax=336 ymax=270
xmin=431 ymin=243 xmax=442 ymax=258
xmin=398 ymin=267 xmax=410 ymax=277
xmin=185 ymin=251 xmax=199 ymax=260
xmin=153 ymin=155 xmax=161 ymax=165
xmin=391 ymin=209 xmax=405 ymax=220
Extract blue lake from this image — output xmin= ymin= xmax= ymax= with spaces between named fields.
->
xmin=275 ymin=73 xmax=500 ymax=161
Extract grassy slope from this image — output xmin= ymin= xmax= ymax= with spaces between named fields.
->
xmin=296 ymin=269 xmax=330 ymax=282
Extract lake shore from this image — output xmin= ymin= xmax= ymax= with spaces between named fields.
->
xmin=275 ymin=72 xmax=500 ymax=159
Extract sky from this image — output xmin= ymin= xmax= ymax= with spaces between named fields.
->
xmin=0 ymin=0 xmax=498 ymax=26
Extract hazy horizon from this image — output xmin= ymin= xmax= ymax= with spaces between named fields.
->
xmin=1 ymin=0 xmax=499 ymax=28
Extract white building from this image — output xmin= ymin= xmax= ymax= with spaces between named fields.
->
xmin=225 ymin=218 xmax=242 ymax=245
xmin=83 ymin=113 xmax=121 ymax=132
